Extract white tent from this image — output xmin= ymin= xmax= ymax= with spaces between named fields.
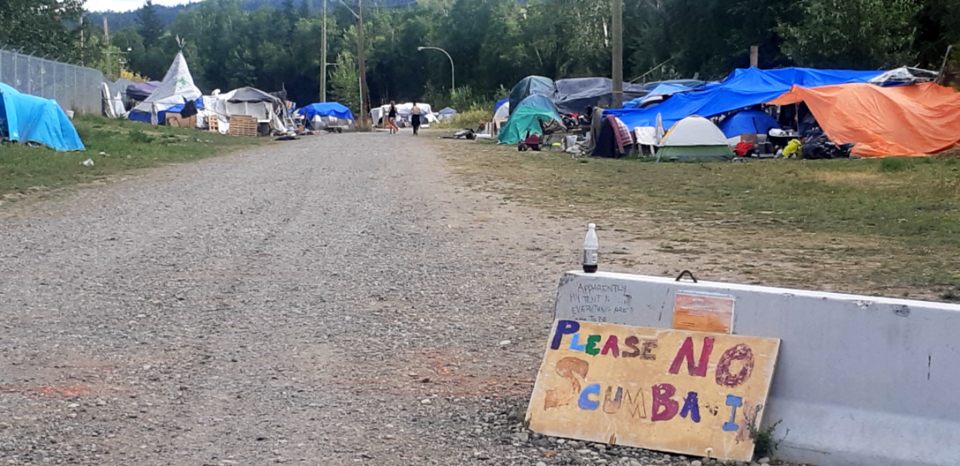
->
xmin=656 ymin=116 xmax=734 ymax=161
xmin=127 ymin=51 xmax=202 ymax=125
xmin=371 ymin=102 xmax=437 ymax=127
xmin=199 ymin=87 xmax=286 ymax=134
xmin=493 ymin=102 xmax=510 ymax=120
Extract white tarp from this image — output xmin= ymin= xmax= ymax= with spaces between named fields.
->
xmin=128 ymin=51 xmax=202 ymax=125
xmin=372 ymin=102 xmax=438 ymax=126
xmin=101 ymin=83 xmax=125 ymax=119
xmin=659 ymin=116 xmax=728 ymax=147
xmin=199 ymin=88 xmax=286 ymax=134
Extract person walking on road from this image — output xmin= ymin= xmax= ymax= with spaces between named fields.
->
xmin=411 ymin=103 xmax=422 ymax=136
xmin=386 ymin=102 xmax=399 ymax=134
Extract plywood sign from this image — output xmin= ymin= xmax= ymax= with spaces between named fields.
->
xmin=673 ymin=293 xmax=735 ymax=334
xmin=526 ymin=320 xmax=780 ymax=461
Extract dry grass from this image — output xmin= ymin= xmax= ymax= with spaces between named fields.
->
xmin=431 ymin=138 xmax=960 ymax=300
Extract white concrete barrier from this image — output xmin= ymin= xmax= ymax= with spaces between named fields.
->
xmin=554 ymin=271 xmax=960 ymax=466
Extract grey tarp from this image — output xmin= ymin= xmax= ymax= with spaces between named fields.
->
xmin=508 ymin=76 xmax=555 ymax=116
xmin=553 ymin=77 xmax=648 ymax=114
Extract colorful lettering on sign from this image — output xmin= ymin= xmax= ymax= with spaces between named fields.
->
xmin=668 ymin=336 xmax=715 ymax=377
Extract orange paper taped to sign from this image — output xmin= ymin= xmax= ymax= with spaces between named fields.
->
xmin=673 ymin=293 xmax=735 ymax=334
xmin=526 ymin=320 xmax=780 ymax=461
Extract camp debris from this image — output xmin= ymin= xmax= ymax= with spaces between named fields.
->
xmin=0 ymin=82 xmax=85 ymax=151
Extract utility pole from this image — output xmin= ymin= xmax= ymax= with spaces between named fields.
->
xmin=750 ymin=45 xmax=758 ymax=68
xmin=320 ymin=0 xmax=327 ymax=102
xmin=104 ymin=17 xmax=111 ymax=80
xmin=611 ymin=0 xmax=623 ymax=108
xmin=356 ymin=0 xmax=369 ymax=126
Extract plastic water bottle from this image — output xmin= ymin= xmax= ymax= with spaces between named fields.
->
xmin=583 ymin=223 xmax=598 ymax=273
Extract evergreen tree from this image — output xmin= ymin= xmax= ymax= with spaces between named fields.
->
xmin=137 ymin=0 xmax=166 ymax=49
xmin=0 ymin=0 xmax=83 ymax=59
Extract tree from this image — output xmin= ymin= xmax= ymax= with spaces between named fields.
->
xmin=329 ymin=50 xmax=360 ymax=116
xmin=0 ymin=0 xmax=83 ymax=59
xmin=137 ymin=0 xmax=166 ymax=49
xmin=778 ymin=0 xmax=920 ymax=69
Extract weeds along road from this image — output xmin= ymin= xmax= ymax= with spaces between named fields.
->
xmin=0 ymin=133 xmax=572 ymax=465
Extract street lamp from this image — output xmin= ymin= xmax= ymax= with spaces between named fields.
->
xmin=417 ymin=46 xmax=455 ymax=92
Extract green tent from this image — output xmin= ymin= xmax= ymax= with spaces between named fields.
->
xmin=497 ymin=95 xmax=564 ymax=145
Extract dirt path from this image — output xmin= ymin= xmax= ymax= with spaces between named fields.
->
xmin=0 ymin=133 xmax=791 ymax=466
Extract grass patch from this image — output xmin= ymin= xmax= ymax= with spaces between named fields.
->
xmin=1 ymin=115 xmax=264 ymax=197
xmin=433 ymin=139 xmax=960 ymax=294
xmin=433 ymin=108 xmax=490 ymax=130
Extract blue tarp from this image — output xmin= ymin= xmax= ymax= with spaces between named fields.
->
xmin=717 ymin=110 xmax=779 ymax=138
xmin=607 ymin=67 xmax=885 ymax=130
xmin=494 ymin=98 xmax=509 ymax=113
xmin=298 ymin=102 xmax=355 ymax=121
xmin=0 ymin=82 xmax=85 ymax=151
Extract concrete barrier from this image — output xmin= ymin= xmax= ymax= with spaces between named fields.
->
xmin=554 ymin=271 xmax=960 ymax=466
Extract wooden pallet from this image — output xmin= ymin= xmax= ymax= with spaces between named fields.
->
xmin=207 ymin=115 xmax=219 ymax=133
xmin=227 ymin=115 xmax=258 ymax=137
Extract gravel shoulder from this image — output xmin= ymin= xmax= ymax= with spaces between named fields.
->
xmin=0 ymin=133 xmax=798 ymax=466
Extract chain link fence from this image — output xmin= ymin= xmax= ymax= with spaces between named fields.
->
xmin=0 ymin=48 xmax=109 ymax=115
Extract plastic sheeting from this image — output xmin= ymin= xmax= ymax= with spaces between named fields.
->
xmin=508 ymin=76 xmax=554 ymax=116
xmin=552 ymin=77 xmax=647 ymax=114
xmin=717 ymin=110 xmax=779 ymax=138
xmin=769 ymin=83 xmax=960 ymax=157
xmin=606 ymin=67 xmax=884 ymax=130
xmin=126 ymin=81 xmax=160 ymax=101
xmin=0 ymin=82 xmax=85 ymax=151
xmin=497 ymin=95 xmax=563 ymax=145
xmin=299 ymin=102 xmax=355 ymax=121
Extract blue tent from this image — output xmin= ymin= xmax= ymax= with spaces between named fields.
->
xmin=494 ymin=98 xmax=509 ymax=113
xmin=717 ymin=110 xmax=779 ymax=138
xmin=0 ymin=83 xmax=85 ymax=151
xmin=508 ymin=76 xmax=555 ymax=116
xmin=298 ymin=102 xmax=355 ymax=121
xmin=606 ymin=67 xmax=884 ymax=130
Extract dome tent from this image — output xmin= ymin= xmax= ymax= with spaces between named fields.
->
xmin=0 ymin=83 xmax=84 ymax=151
xmin=497 ymin=95 xmax=564 ymax=145
xmin=656 ymin=116 xmax=734 ymax=161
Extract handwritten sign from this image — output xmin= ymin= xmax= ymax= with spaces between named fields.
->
xmin=526 ymin=320 xmax=780 ymax=461
xmin=566 ymin=283 xmax=635 ymax=323
xmin=673 ymin=293 xmax=736 ymax=334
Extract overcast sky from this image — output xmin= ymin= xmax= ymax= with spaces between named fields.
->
xmin=85 ymin=0 xmax=203 ymax=13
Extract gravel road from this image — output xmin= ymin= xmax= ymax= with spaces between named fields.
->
xmin=0 ymin=133 xmax=795 ymax=466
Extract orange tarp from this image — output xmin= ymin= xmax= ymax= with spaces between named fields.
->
xmin=769 ymin=82 xmax=960 ymax=157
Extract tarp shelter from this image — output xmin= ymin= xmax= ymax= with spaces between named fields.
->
xmin=298 ymin=102 xmax=355 ymax=130
xmin=717 ymin=109 xmax=779 ymax=138
xmin=508 ymin=76 xmax=554 ymax=116
xmin=299 ymin=102 xmax=355 ymax=121
xmin=497 ymin=94 xmax=563 ymax=145
xmin=552 ymin=77 xmax=647 ymax=114
xmin=606 ymin=67 xmax=884 ymax=130
xmin=0 ymin=82 xmax=85 ymax=151
xmin=201 ymin=86 xmax=285 ymax=134
xmin=437 ymin=107 xmax=457 ymax=121
xmin=126 ymin=81 xmax=160 ymax=101
xmin=128 ymin=52 xmax=202 ymax=125
xmin=656 ymin=116 xmax=733 ymax=161
xmin=769 ymin=83 xmax=960 ymax=157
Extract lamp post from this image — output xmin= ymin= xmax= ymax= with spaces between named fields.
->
xmin=417 ymin=46 xmax=455 ymax=92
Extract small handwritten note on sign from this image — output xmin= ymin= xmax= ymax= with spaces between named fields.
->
xmin=526 ymin=320 xmax=780 ymax=461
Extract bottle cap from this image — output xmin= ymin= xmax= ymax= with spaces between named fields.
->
xmin=588 ymin=223 xmax=596 ymax=229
